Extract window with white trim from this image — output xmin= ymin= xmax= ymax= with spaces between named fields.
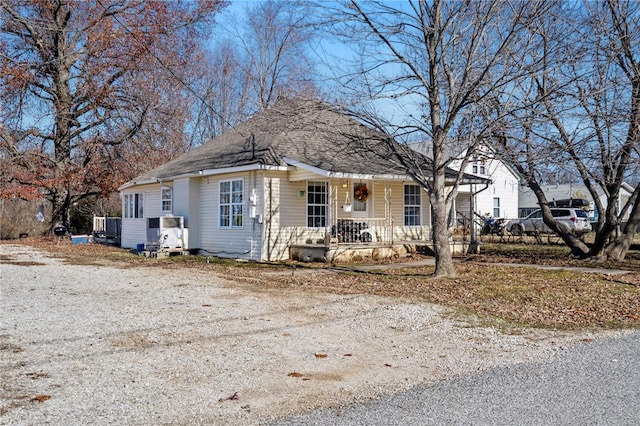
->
xmin=161 ymin=187 xmax=172 ymax=213
xmin=472 ymin=156 xmax=486 ymax=175
xmin=219 ymin=179 xmax=244 ymax=228
xmin=124 ymin=193 xmax=144 ymax=218
xmin=404 ymin=184 xmax=421 ymax=226
xmin=307 ymin=181 xmax=327 ymax=228
xmin=493 ymin=197 xmax=500 ymax=218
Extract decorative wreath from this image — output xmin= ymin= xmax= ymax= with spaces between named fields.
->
xmin=355 ymin=184 xmax=369 ymax=202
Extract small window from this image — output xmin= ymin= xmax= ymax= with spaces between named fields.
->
xmin=161 ymin=187 xmax=172 ymax=213
xmin=493 ymin=197 xmax=500 ymax=218
xmin=404 ymin=184 xmax=421 ymax=226
xmin=219 ymin=179 xmax=243 ymax=228
xmin=123 ymin=193 xmax=144 ymax=218
xmin=472 ymin=157 xmax=486 ymax=175
xmin=307 ymin=181 xmax=327 ymax=228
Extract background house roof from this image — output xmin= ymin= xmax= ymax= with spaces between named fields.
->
xmin=127 ymin=98 xmax=479 ymax=185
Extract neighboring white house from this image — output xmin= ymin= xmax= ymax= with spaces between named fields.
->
xmin=449 ymin=144 xmax=521 ymax=226
xmin=118 ymin=99 xmax=488 ymax=261
xmin=410 ymin=142 xmax=521 ymax=234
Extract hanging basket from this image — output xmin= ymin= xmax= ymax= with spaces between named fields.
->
xmin=355 ymin=184 xmax=369 ymax=202
xmin=342 ymin=192 xmax=352 ymax=212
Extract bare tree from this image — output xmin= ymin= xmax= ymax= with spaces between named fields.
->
xmin=494 ymin=0 xmax=639 ymax=261
xmin=239 ymin=0 xmax=319 ymax=111
xmin=190 ymin=41 xmax=251 ymax=142
xmin=317 ymin=0 xmax=548 ymax=277
xmin=188 ymin=0 xmax=321 ymax=145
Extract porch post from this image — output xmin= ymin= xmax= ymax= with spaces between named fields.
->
xmin=469 ymin=184 xmax=476 ymax=241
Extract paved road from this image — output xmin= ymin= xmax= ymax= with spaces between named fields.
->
xmin=273 ymin=331 xmax=640 ymax=425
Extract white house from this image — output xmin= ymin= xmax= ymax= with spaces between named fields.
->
xmin=118 ymin=98 xmax=488 ymax=261
xmin=410 ymin=142 xmax=521 ymax=234
xmin=450 ymin=144 xmax=521 ymax=226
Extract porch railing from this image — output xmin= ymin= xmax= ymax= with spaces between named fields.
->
xmin=328 ymin=217 xmax=393 ymax=246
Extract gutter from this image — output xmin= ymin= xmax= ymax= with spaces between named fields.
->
xmin=283 ymin=157 xmax=410 ymax=181
xmin=118 ymin=163 xmax=288 ymax=191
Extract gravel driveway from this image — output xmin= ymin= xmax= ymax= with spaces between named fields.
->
xmin=0 ymin=244 xmax=622 ymax=425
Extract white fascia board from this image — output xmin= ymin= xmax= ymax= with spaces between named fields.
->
xmin=197 ymin=163 xmax=288 ymax=177
xmin=283 ymin=157 xmax=409 ymax=181
xmin=118 ymin=163 xmax=288 ymax=192
xmin=118 ymin=179 xmax=157 ymax=191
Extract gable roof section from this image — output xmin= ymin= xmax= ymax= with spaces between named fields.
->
xmin=121 ymin=98 xmax=486 ymax=189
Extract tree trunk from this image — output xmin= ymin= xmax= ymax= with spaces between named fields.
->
xmin=49 ymin=189 xmax=71 ymax=232
xmin=599 ymin=236 xmax=633 ymax=262
xmin=430 ymin=186 xmax=456 ymax=278
xmin=596 ymin=193 xmax=639 ymax=262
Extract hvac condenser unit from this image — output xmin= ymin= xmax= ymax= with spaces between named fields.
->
xmin=146 ymin=216 xmax=184 ymax=250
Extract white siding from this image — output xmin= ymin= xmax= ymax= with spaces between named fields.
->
xmin=120 ymin=184 xmax=161 ymax=249
xmin=173 ymin=178 xmax=201 ymax=249
xmin=199 ymin=172 xmax=264 ymax=260
xmin=456 ymin=157 xmax=520 ymax=221
xmin=264 ymin=172 xmax=311 ymax=261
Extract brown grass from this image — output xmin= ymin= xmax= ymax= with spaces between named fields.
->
xmin=4 ymin=236 xmax=640 ymax=331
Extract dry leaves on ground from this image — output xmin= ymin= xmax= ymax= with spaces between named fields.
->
xmin=5 ymin=237 xmax=640 ymax=330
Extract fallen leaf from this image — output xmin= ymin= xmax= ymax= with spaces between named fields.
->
xmin=218 ymin=392 xmax=239 ymax=402
xmin=30 ymin=395 xmax=51 ymax=403
xmin=314 ymin=353 xmax=328 ymax=358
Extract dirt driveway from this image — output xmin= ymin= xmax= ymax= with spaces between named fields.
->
xmin=0 ymin=244 xmax=615 ymax=425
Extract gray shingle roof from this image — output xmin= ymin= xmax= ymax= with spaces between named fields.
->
xmin=128 ymin=98 xmax=474 ymax=184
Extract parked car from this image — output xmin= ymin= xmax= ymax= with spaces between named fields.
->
xmin=508 ymin=208 xmax=592 ymax=236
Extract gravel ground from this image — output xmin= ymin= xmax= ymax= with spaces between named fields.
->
xmin=0 ymin=244 xmax=625 ymax=425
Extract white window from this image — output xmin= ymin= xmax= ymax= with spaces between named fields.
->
xmin=124 ymin=193 xmax=144 ymax=218
xmin=219 ymin=179 xmax=244 ymax=228
xmin=493 ymin=197 xmax=500 ymax=218
xmin=404 ymin=184 xmax=421 ymax=226
xmin=472 ymin=157 xmax=486 ymax=175
xmin=307 ymin=181 xmax=327 ymax=228
xmin=161 ymin=187 xmax=172 ymax=213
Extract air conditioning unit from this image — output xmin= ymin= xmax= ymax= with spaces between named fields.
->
xmin=146 ymin=216 xmax=184 ymax=250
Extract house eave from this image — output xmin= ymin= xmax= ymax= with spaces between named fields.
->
xmin=118 ymin=163 xmax=289 ymax=191
xmin=283 ymin=157 xmax=410 ymax=181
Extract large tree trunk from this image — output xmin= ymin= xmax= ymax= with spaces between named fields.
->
xmin=596 ymin=192 xmax=639 ymax=262
xmin=599 ymin=234 xmax=634 ymax=262
xmin=430 ymin=173 xmax=456 ymax=278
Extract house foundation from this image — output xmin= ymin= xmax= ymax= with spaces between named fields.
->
xmin=290 ymin=240 xmax=473 ymax=263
